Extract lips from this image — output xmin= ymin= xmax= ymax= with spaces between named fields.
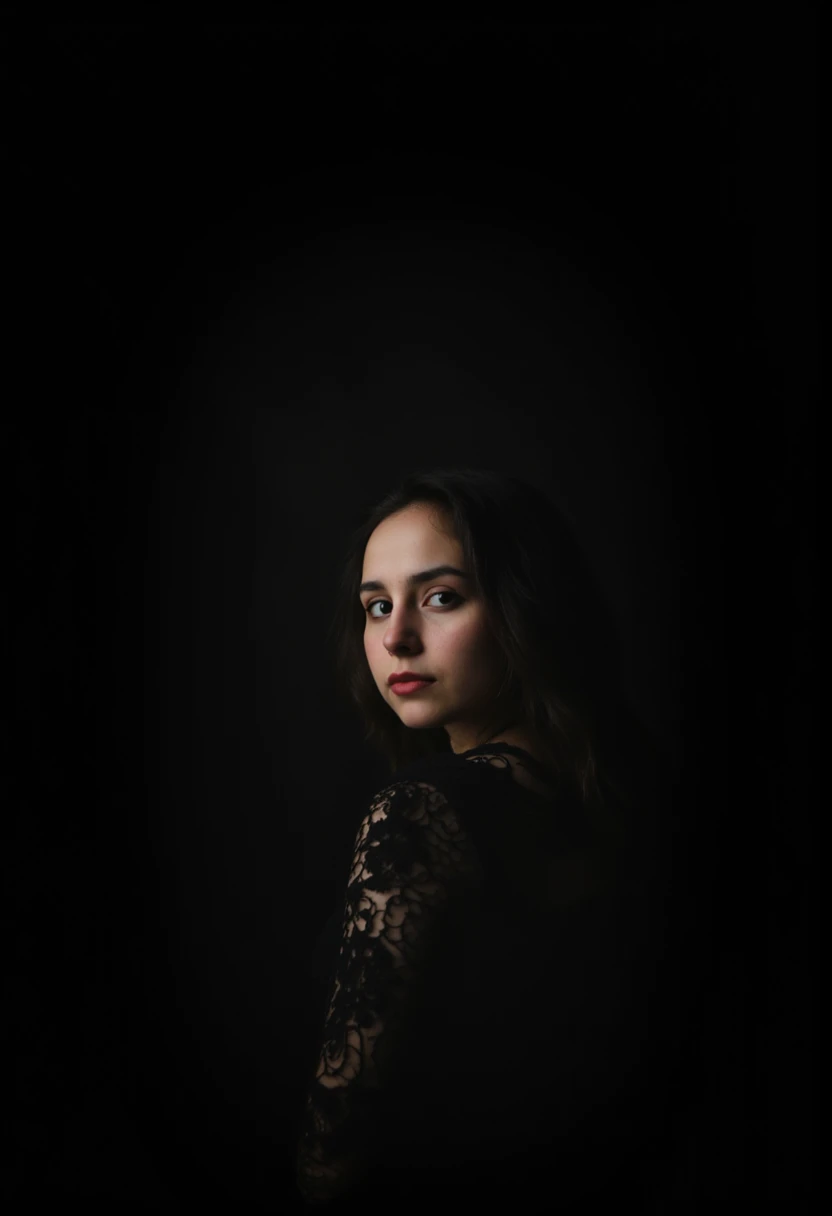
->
xmin=388 ymin=672 xmax=435 ymax=686
xmin=390 ymin=678 xmax=434 ymax=696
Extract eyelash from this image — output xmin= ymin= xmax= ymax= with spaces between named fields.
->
xmin=365 ymin=590 xmax=461 ymax=619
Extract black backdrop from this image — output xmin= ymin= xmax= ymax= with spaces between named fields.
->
xmin=5 ymin=17 xmax=817 ymax=1214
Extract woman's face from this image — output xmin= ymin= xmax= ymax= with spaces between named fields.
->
xmin=360 ymin=501 xmax=514 ymax=753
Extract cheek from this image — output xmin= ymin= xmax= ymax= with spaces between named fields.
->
xmin=443 ymin=614 xmax=495 ymax=664
xmin=364 ymin=629 xmax=383 ymax=676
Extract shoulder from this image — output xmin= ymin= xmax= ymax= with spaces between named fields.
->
xmin=370 ymin=748 xmax=516 ymax=803
xmin=360 ymin=773 xmax=467 ymax=850
xmin=359 ymin=748 xmax=516 ymax=837
xmin=353 ymin=770 xmax=481 ymax=889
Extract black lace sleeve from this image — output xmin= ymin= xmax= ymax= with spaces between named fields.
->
xmin=295 ymin=778 xmax=479 ymax=1205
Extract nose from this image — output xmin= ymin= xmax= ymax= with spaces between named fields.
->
xmin=382 ymin=609 xmax=423 ymax=656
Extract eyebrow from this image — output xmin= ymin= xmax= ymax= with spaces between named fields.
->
xmin=359 ymin=565 xmax=471 ymax=594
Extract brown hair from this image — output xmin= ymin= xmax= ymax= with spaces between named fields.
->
xmin=326 ymin=467 xmax=645 ymax=830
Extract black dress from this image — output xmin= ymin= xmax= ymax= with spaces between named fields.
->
xmin=294 ymin=742 xmax=680 ymax=1210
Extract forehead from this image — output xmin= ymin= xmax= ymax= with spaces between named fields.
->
xmin=362 ymin=502 xmax=459 ymax=571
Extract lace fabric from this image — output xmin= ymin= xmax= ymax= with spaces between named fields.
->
xmin=295 ymin=745 xmax=662 ymax=1206
xmin=295 ymin=774 xmax=483 ymax=1203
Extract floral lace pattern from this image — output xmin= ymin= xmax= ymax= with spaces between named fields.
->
xmin=295 ymin=777 xmax=482 ymax=1204
xmin=294 ymin=744 xmax=651 ymax=1205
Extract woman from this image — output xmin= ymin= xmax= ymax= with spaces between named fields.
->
xmin=294 ymin=468 xmax=685 ymax=1210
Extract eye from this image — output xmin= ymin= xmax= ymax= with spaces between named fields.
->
xmin=425 ymin=588 xmax=457 ymax=608
xmin=365 ymin=590 xmax=460 ymax=619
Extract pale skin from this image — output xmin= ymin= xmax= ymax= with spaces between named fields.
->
xmin=359 ymin=500 xmax=541 ymax=759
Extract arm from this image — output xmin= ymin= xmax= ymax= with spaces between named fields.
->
xmin=295 ymin=778 xmax=478 ymax=1205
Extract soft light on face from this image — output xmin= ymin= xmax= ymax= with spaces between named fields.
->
xmin=359 ymin=501 xmax=513 ymax=754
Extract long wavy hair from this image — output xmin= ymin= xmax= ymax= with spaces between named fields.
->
xmin=327 ymin=467 xmax=657 ymax=845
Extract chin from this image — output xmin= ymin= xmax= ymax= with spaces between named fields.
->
xmin=397 ymin=710 xmax=440 ymax=729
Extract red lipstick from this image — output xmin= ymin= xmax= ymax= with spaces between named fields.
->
xmin=388 ymin=671 xmax=436 ymax=695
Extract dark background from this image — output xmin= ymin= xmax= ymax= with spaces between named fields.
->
xmin=5 ymin=16 xmax=816 ymax=1213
